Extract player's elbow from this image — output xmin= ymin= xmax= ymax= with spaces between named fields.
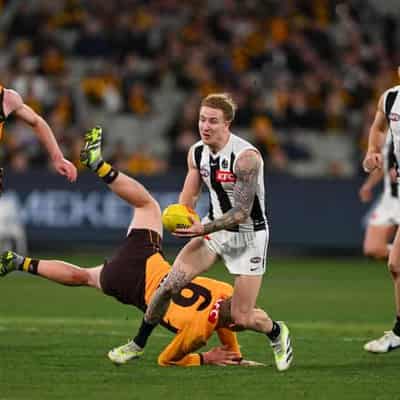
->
xmin=29 ymin=113 xmax=44 ymax=129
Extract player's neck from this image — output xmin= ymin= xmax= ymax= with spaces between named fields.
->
xmin=208 ymin=132 xmax=231 ymax=154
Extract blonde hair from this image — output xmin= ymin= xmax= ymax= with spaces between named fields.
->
xmin=201 ymin=93 xmax=237 ymax=122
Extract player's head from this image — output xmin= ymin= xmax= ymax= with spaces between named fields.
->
xmin=199 ymin=93 xmax=236 ymax=149
xmin=215 ymin=296 xmax=235 ymax=329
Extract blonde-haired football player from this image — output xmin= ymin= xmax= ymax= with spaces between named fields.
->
xmin=141 ymin=93 xmax=293 ymax=371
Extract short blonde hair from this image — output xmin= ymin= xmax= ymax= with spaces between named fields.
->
xmin=201 ymin=93 xmax=237 ymax=122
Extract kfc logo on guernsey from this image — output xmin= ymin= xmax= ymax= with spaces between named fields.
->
xmin=389 ymin=112 xmax=400 ymax=121
xmin=216 ymin=170 xmax=236 ymax=183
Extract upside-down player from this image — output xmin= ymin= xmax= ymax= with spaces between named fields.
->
xmin=0 ymin=127 xmax=262 ymax=367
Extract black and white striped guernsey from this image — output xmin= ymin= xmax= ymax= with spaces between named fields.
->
xmin=382 ymin=132 xmax=399 ymax=198
xmin=383 ymin=86 xmax=400 ymax=197
xmin=191 ymin=133 xmax=267 ymax=232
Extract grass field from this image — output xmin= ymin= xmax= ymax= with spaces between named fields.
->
xmin=0 ymin=253 xmax=399 ymax=400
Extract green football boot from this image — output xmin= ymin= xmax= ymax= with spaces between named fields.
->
xmin=108 ymin=340 xmax=144 ymax=365
xmin=0 ymin=251 xmax=21 ymax=277
xmin=80 ymin=126 xmax=103 ymax=170
xmin=270 ymin=321 xmax=293 ymax=371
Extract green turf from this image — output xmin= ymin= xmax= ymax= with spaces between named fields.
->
xmin=0 ymin=254 xmax=398 ymax=400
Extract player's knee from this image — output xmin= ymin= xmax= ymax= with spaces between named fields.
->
xmin=364 ymin=244 xmax=387 ymax=259
xmin=144 ymin=197 xmax=161 ymax=214
xmin=388 ymin=260 xmax=400 ymax=279
xmin=69 ymin=267 xmax=90 ymax=285
xmin=231 ymin=309 xmax=252 ymax=329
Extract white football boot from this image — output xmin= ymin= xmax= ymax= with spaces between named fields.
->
xmin=270 ymin=321 xmax=293 ymax=371
xmin=108 ymin=340 xmax=144 ymax=364
xmin=364 ymin=331 xmax=400 ymax=353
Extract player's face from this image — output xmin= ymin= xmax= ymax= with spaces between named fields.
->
xmin=198 ymin=106 xmax=230 ymax=149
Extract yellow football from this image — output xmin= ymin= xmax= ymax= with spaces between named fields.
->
xmin=162 ymin=204 xmax=200 ymax=232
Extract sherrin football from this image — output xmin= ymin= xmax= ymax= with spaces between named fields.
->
xmin=162 ymin=204 xmax=200 ymax=232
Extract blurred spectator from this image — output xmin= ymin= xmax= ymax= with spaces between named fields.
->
xmin=251 ymin=116 xmax=288 ymax=172
xmin=127 ymin=144 xmax=166 ymax=176
xmin=8 ymin=149 xmax=29 ymax=173
xmin=169 ymin=129 xmax=198 ymax=169
xmin=74 ymin=17 xmax=110 ymax=58
xmin=1 ymin=0 xmax=399 ymax=177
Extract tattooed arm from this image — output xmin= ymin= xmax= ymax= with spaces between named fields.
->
xmin=173 ymin=149 xmax=261 ymax=237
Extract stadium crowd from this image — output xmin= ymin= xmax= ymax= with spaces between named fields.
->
xmin=0 ymin=0 xmax=398 ymax=177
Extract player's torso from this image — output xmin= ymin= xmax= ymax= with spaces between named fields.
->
xmin=382 ymin=131 xmax=399 ymax=199
xmin=385 ymin=86 xmax=400 ymax=164
xmin=193 ymin=134 xmax=267 ymax=232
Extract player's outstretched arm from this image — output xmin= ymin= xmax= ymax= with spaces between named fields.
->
xmin=5 ymin=89 xmax=77 ymax=182
xmin=174 ymin=149 xmax=260 ymax=237
xmin=363 ymin=95 xmax=387 ymax=173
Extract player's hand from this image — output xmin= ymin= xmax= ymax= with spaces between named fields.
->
xmin=203 ymin=346 xmax=242 ymax=366
xmin=363 ymin=152 xmax=382 ymax=173
xmin=359 ymin=184 xmax=373 ymax=203
xmin=52 ymin=157 xmax=78 ymax=182
xmin=236 ymin=359 xmax=266 ymax=367
xmin=173 ymin=217 xmax=205 ymax=238
xmin=389 ymin=167 xmax=398 ymax=183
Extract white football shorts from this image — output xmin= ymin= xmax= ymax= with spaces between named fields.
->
xmin=202 ymin=225 xmax=269 ymax=276
xmin=368 ymin=194 xmax=400 ymax=226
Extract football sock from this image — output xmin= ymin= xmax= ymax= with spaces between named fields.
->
xmin=133 ymin=318 xmax=157 ymax=348
xmin=18 ymin=257 xmax=39 ymax=275
xmin=267 ymin=321 xmax=281 ymax=341
xmin=393 ymin=315 xmax=400 ymax=337
xmin=95 ymin=161 xmax=119 ymax=184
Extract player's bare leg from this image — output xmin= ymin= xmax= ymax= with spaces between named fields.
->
xmin=80 ymin=126 xmax=162 ymax=235
xmin=0 ymin=249 xmax=102 ymax=288
xmin=81 ymin=126 xmax=160 ymax=362
xmin=231 ymin=275 xmax=293 ymax=371
xmin=363 ymin=225 xmax=396 ymax=259
xmin=364 ymin=227 xmax=400 ymax=352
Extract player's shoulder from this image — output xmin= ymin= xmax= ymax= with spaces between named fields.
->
xmin=381 ymin=85 xmax=400 ymax=113
xmin=191 ymin=139 xmax=204 ymax=150
xmin=231 ymin=132 xmax=258 ymax=151
xmin=231 ymin=133 xmax=262 ymax=163
xmin=189 ymin=139 xmax=206 ymax=168
xmin=382 ymin=85 xmax=400 ymax=100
